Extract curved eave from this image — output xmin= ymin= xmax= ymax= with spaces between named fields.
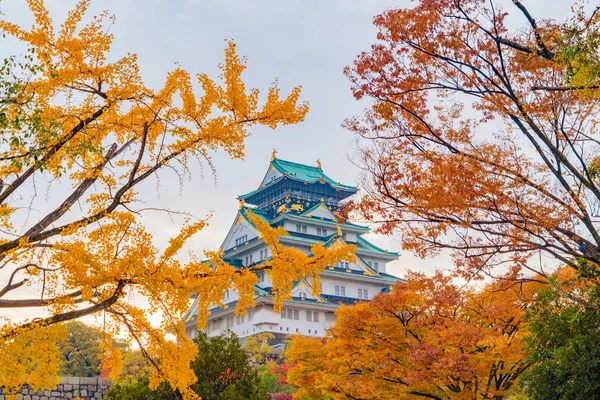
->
xmin=272 ymin=213 xmax=370 ymax=233
xmin=356 ymin=236 xmax=399 ymax=258
xmin=321 ymin=268 xmax=399 ymax=283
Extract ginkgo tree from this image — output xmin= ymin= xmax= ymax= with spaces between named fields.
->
xmin=0 ymin=1 xmax=354 ymax=398
xmin=347 ymin=0 xmax=600 ymax=293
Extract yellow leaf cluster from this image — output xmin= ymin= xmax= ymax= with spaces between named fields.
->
xmin=0 ymin=1 xmax=318 ymax=398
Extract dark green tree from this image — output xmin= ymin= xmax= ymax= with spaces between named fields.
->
xmin=58 ymin=321 xmax=105 ymax=377
xmin=189 ymin=330 xmax=265 ymax=400
xmin=107 ymin=330 xmax=266 ymax=400
xmin=523 ymin=279 xmax=600 ymax=399
xmin=58 ymin=321 xmax=128 ymax=377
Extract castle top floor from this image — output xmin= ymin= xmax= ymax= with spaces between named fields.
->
xmin=237 ymin=156 xmax=358 ymax=214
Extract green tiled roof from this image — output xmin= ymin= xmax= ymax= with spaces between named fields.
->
xmin=239 ymin=205 xmax=271 ymax=224
xmin=356 ymin=236 xmax=399 ymax=256
xmin=238 ymin=158 xmax=358 ymax=200
xmin=273 ymin=213 xmax=370 ymax=231
xmin=271 ymin=158 xmax=358 ymax=192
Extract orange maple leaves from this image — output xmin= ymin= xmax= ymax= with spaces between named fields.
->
xmin=288 ymin=273 xmax=542 ymax=400
xmin=347 ymin=0 xmax=600 ymax=286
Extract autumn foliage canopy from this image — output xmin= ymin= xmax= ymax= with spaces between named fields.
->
xmin=348 ymin=0 xmax=600 ymax=292
xmin=287 ymin=273 xmax=541 ymax=400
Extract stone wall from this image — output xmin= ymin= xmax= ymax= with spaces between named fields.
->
xmin=0 ymin=377 xmax=112 ymax=400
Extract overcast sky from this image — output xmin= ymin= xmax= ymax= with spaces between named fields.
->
xmin=0 ymin=0 xmax=575 ymax=289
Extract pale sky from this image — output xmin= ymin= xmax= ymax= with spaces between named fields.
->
xmin=0 ymin=0 xmax=575 ymax=291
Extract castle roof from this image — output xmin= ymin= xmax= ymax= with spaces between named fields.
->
xmin=237 ymin=157 xmax=357 ymax=203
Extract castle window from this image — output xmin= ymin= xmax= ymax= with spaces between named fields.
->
xmin=334 ymin=285 xmax=346 ymax=296
xmin=364 ymin=289 xmax=368 ymax=299
xmin=287 ymin=309 xmax=294 ymax=319
xmin=248 ymin=310 xmax=253 ymax=321
xmin=307 ymin=311 xmax=312 ymax=321
xmin=317 ymin=228 xmax=327 ymax=236
xmin=258 ymin=272 xmax=265 ymax=282
xmin=314 ymin=312 xmax=319 ymax=322
xmin=294 ymin=309 xmax=299 ymax=320
xmin=281 ymin=309 xmax=286 ymax=319
xmin=260 ymin=249 xmax=268 ymax=260
xmin=374 ymin=262 xmax=379 ymax=271
xmin=358 ymin=288 xmax=363 ymax=299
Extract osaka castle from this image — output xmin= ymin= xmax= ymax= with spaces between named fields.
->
xmin=183 ymin=155 xmax=400 ymax=341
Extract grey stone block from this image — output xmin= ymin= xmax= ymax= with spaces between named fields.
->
xmin=80 ymin=377 xmax=97 ymax=385
xmin=50 ymin=392 xmax=60 ymax=397
xmin=63 ymin=384 xmax=72 ymax=391
xmin=62 ymin=377 xmax=80 ymax=385
xmin=98 ymin=379 xmax=111 ymax=386
xmin=80 ymin=389 xmax=88 ymax=397
xmin=24 ymin=396 xmax=31 ymax=400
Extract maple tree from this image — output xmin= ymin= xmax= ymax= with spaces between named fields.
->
xmin=347 ymin=0 xmax=600 ymax=291
xmin=0 ymin=1 xmax=354 ymax=398
xmin=287 ymin=272 xmax=540 ymax=400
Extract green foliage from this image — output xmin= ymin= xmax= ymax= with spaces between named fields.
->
xmin=523 ymin=285 xmax=600 ymax=399
xmin=107 ymin=376 xmax=176 ymax=400
xmin=256 ymin=363 xmax=293 ymax=396
xmin=107 ymin=330 xmax=267 ymax=400
xmin=189 ymin=330 xmax=265 ymax=400
xmin=58 ymin=321 xmax=126 ymax=377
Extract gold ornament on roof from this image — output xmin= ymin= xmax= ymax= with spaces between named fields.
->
xmin=337 ymin=225 xmax=342 ymax=237
xmin=271 ymin=149 xmax=277 ymax=161
xmin=316 ymin=159 xmax=322 ymax=169
xmin=238 ymin=199 xmax=245 ymax=210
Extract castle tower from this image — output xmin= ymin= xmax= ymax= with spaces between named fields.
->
xmin=182 ymin=157 xmax=400 ymax=341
